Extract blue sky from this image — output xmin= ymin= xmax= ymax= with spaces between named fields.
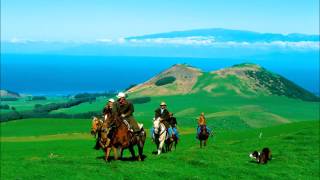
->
xmin=1 ymin=0 xmax=319 ymax=41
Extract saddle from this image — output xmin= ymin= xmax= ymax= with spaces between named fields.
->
xmin=122 ymin=119 xmax=144 ymax=134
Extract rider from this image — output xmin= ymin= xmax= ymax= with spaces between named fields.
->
xmin=95 ymin=98 xmax=115 ymax=149
xmin=153 ymin=102 xmax=173 ymax=139
xmin=168 ymin=112 xmax=179 ymax=140
xmin=197 ymin=112 xmax=211 ymax=138
xmin=112 ymin=92 xmax=140 ymax=133
xmin=102 ymin=98 xmax=115 ymax=122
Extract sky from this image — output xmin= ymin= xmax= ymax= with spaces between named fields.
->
xmin=1 ymin=0 xmax=319 ymax=42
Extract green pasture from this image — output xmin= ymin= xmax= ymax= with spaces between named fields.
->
xmin=0 ymin=118 xmax=319 ymax=179
xmin=0 ymin=97 xmax=67 ymax=114
xmin=45 ymin=93 xmax=319 ymax=129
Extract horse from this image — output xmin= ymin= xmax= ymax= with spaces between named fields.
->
xmin=94 ymin=115 xmax=146 ymax=161
xmin=165 ymin=128 xmax=178 ymax=152
xmin=91 ymin=117 xmax=118 ymax=158
xmin=153 ymin=117 xmax=168 ymax=155
xmin=198 ymin=125 xmax=210 ymax=148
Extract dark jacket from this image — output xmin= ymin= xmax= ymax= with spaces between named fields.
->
xmin=112 ymin=100 xmax=134 ymax=118
xmin=168 ymin=116 xmax=177 ymax=128
xmin=155 ymin=108 xmax=170 ymax=128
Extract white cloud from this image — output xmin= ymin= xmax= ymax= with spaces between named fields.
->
xmin=125 ymin=36 xmax=319 ymax=49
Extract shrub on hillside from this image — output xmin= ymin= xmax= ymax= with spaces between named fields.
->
xmin=32 ymin=96 xmax=47 ymax=100
xmin=0 ymin=97 xmax=18 ymax=101
xmin=0 ymin=104 xmax=10 ymax=109
xmin=33 ymin=97 xmax=96 ymax=113
xmin=125 ymin=84 xmax=137 ymax=91
xmin=155 ymin=76 xmax=176 ymax=86
xmin=130 ymin=97 xmax=151 ymax=104
xmin=74 ymin=92 xmax=115 ymax=99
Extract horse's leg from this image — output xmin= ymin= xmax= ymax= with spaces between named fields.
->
xmin=112 ymin=147 xmax=118 ymax=160
xmin=200 ymin=140 xmax=202 ymax=148
xmin=158 ymin=134 xmax=165 ymax=155
xmin=169 ymin=140 xmax=173 ymax=151
xmin=119 ymin=147 xmax=124 ymax=160
xmin=204 ymin=139 xmax=207 ymax=147
xmin=129 ymin=146 xmax=136 ymax=160
xmin=174 ymin=139 xmax=177 ymax=150
xmin=165 ymin=140 xmax=168 ymax=152
xmin=137 ymin=138 xmax=145 ymax=161
xmin=105 ymin=147 xmax=111 ymax=161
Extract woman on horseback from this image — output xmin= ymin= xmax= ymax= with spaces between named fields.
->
xmin=197 ymin=112 xmax=211 ymax=138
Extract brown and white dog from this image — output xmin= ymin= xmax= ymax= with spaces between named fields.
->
xmin=249 ymin=147 xmax=272 ymax=164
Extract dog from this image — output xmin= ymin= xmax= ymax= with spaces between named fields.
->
xmin=249 ymin=147 xmax=272 ymax=164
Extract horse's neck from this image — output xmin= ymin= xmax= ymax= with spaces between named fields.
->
xmin=201 ymin=128 xmax=207 ymax=134
xmin=158 ymin=123 xmax=166 ymax=133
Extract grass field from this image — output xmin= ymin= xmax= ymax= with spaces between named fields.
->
xmin=50 ymin=97 xmax=111 ymax=115
xmin=0 ymin=97 xmax=67 ymax=114
xmin=0 ymin=118 xmax=319 ymax=179
xmin=1 ymin=93 xmax=319 ymax=179
xmin=44 ymin=93 xmax=320 ymax=130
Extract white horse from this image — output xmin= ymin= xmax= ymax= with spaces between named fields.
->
xmin=153 ymin=117 xmax=167 ymax=155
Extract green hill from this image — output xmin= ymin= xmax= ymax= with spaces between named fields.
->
xmin=128 ymin=63 xmax=319 ymax=102
xmin=46 ymin=63 xmax=320 ymax=129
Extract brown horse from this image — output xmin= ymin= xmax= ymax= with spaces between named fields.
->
xmin=198 ymin=125 xmax=209 ymax=148
xmin=106 ymin=116 xmax=146 ymax=161
xmin=91 ymin=117 xmax=118 ymax=159
xmin=91 ymin=116 xmax=146 ymax=161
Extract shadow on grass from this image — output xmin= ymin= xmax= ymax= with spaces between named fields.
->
xmin=96 ymin=155 xmax=147 ymax=162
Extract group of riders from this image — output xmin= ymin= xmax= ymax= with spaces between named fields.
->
xmin=94 ymin=92 xmax=212 ymax=150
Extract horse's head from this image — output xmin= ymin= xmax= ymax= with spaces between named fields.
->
xmin=153 ymin=117 xmax=161 ymax=134
xmin=91 ymin=116 xmax=103 ymax=136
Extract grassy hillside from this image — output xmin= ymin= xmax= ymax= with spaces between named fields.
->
xmin=51 ymin=97 xmax=106 ymax=115
xmin=0 ymin=97 xmax=67 ymax=114
xmin=128 ymin=63 xmax=319 ymax=102
xmin=1 ymin=118 xmax=319 ymax=179
xmin=45 ymin=92 xmax=320 ymax=130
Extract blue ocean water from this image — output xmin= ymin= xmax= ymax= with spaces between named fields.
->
xmin=1 ymin=54 xmax=319 ymax=96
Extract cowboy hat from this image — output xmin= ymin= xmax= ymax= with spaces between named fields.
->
xmin=116 ymin=92 xmax=126 ymax=98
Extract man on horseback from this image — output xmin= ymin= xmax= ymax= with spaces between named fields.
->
xmin=112 ymin=92 xmax=141 ymax=133
xmin=197 ymin=112 xmax=211 ymax=139
xmin=168 ymin=112 xmax=179 ymax=141
xmin=153 ymin=102 xmax=173 ymax=140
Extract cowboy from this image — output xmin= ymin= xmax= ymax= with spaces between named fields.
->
xmin=168 ymin=112 xmax=179 ymax=140
xmin=197 ymin=112 xmax=211 ymax=137
xmin=153 ymin=102 xmax=173 ymax=139
xmin=112 ymin=92 xmax=140 ymax=133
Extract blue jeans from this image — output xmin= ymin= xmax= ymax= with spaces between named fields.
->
xmin=151 ymin=127 xmax=155 ymax=139
xmin=197 ymin=126 xmax=211 ymax=134
xmin=172 ymin=127 xmax=179 ymax=139
xmin=168 ymin=127 xmax=173 ymax=137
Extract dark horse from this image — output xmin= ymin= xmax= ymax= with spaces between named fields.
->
xmin=198 ymin=125 xmax=209 ymax=148
xmin=91 ymin=116 xmax=146 ymax=161
xmin=165 ymin=133 xmax=178 ymax=152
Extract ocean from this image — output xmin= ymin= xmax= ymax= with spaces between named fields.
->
xmin=1 ymin=54 xmax=319 ymax=96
